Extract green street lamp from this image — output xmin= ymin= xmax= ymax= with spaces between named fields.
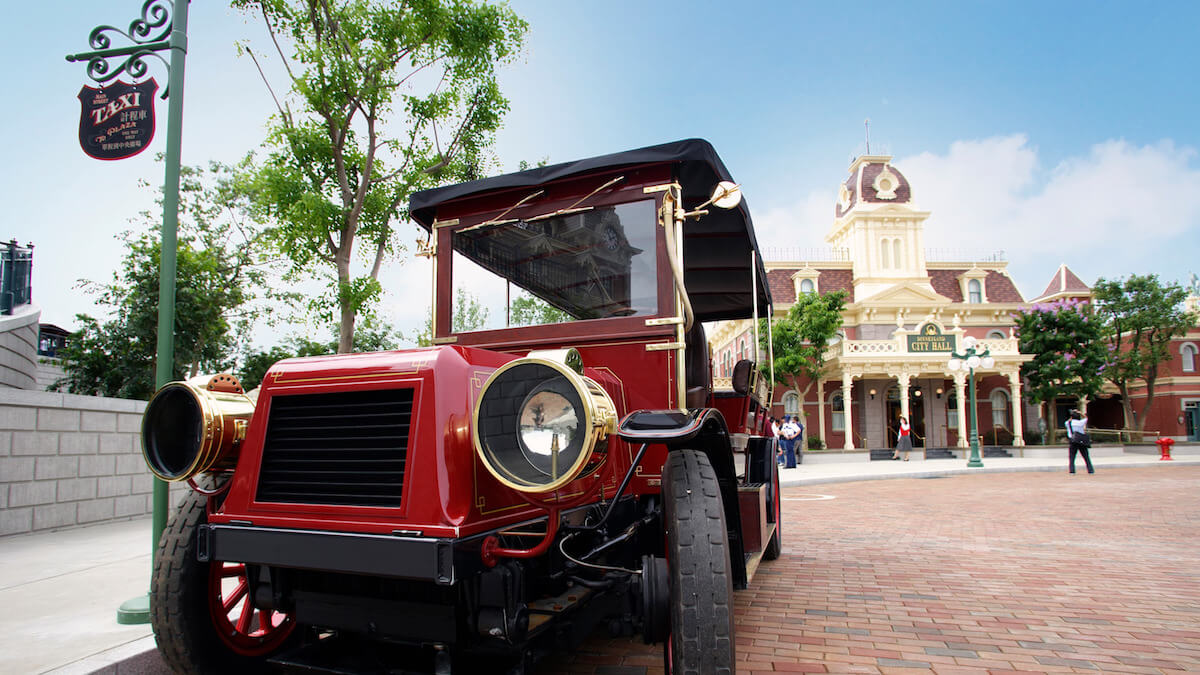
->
xmin=66 ymin=0 xmax=190 ymax=625
xmin=947 ymin=336 xmax=994 ymax=468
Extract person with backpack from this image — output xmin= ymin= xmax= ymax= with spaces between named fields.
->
xmin=1065 ymin=409 xmax=1094 ymax=474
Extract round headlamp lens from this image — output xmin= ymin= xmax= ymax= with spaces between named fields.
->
xmin=518 ymin=389 xmax=580 ymax=479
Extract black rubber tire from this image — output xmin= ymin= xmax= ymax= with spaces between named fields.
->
xmin=150 ymin=490 xmax=295 ymax=674
xmin=662 ymin=450 xmax=736 ymax=675
xmin=763 ymin=458 xmax=783 ymax=561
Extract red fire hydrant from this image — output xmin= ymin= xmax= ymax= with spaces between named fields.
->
xmin=1156 ymin=437 xmax=1175 ymax=461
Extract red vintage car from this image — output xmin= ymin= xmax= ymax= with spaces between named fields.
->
xmin=141 ymin=139 xmax=782 ymax=674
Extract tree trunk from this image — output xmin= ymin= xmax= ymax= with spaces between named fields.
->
xmin=338 ymin=304 xmax=356 ymax=354
xmin=1134 ymin=378 xmax=1157 ymax=432
xmin=336 ymin=253 xmax=355 ymax=354
xmin=1045 ymin=401 xmax=1058 ymax=445
xmin=1117 ymin=382 xmax=1135 ymax=430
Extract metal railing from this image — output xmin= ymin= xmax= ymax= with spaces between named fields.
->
xmin=1 ymin=240 xmax=33 ymax=315
xmin=1052 ymin=427 xmax=1160 ymax=445
xmin=762 ymin=247 xmax=851 ymax=263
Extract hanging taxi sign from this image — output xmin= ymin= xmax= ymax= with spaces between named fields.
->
xmin=77 ymin=79 xmax=157 ymax=161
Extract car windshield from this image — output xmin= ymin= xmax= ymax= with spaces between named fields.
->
xmin=452 ymin=199 xmax=659 ymax=330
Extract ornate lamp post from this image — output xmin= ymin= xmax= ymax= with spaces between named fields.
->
xmin=947 ymin=336 xmax=994 ymax=468
xmin=66 ymin=0 xmax=190 ymax=625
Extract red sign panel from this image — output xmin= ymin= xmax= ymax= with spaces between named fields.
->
xmin=77 ymin=79 xmax=158 ymax=161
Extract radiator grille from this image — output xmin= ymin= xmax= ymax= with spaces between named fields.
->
xmin=257 ymin=388 xmax=413 ymax=507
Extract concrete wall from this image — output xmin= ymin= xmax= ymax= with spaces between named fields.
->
xmin=0 ymin=388 xmax=175 ymax=537
xmin=35 ymin=357 xmax=66 ymax=392
xmin=0 ymin=305 xmax=40 ymax=390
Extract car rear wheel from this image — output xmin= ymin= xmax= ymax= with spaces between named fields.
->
xmin=662 ymin=449 xmax=735 ymax=674
xmin=151 ymin=490 xmax=297 ymax=674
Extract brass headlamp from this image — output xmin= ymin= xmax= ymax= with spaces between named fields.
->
xmin=473 ymin=349 xmax=616 ymax=493
xmin=141 ymin=374 xmax=254 ymax=482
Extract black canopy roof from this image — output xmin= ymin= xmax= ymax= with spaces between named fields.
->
xmin=409 ymin=138 xmax=773 ymax=322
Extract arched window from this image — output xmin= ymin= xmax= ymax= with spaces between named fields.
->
xmin=799 ymin=278 xmax=815 ymax=294
xmin=990 ymin=389 xmax=1010 ymax=428
xmin=831 ymin=392 xmax=845 ymax=431
xmin=968 ymin=279 xmax=983 ymax=304
xmin=782 ymin=391 xmax=800 ymax=415
xmin=987 ymin=329 xmax=1007 ymax=339
xmin=738 ymin=339 xmax=745 ymax=361
xmin=947 ymin=391 xmax=958 ymax=429
xmin=880 ymin=241 xmax=891 ymax=269
xmin=893 ymin=239 xmax=903 ymax=268
xmin=1182 ymin=343 xmax=1198 ymax=373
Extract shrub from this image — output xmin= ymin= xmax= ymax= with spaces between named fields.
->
xmin=807 ymin=436 xmax=825 ymax=450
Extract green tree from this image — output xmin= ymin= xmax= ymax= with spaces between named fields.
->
xmin=411 ymin=288 xmax=490 ymax=347
xmin=758 ymin=290 xmax=847 ymax=434
xmin=233 ymin=0 xmax=527 ymax=353
xmin=58 ymin=163 xmax=272 ymax=399
xmin=510 ymin=293 xmax=572 ymax=326
xmin=239 ymin=315 xmax=402 ymax=389
xmin=1013 ymin=298 xmax=1108 ymax=441
xmin=1093 ymin=274 xmax=1197 ymax=430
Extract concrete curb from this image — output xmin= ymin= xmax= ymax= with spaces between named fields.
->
xmin=781 ymin=457 xmax=1200 ymax=487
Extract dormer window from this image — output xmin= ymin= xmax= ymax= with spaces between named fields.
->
xmin=959 ymin=270 xmax=988 ymax=304
xmin=792 ymin=269 xmax=819 ymax=298
xmin=968 ymin=279 xmax=983 ymax=304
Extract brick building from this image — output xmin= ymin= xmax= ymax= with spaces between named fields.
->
xmin=709 ymin=153 xmax=1200 ymax=451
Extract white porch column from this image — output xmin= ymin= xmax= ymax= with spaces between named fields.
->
xmin=953 ymin=372 xmax=968 ymax=448
xmin=842 ymin=370 xmax=855 ymax=450
xmin=817 ymin=378 xmax=826 ymax=448
xmin=1007 ymin=370 xmax=1025 ymax=446
xmin=897 ymin=372 xmax=912 ymax=421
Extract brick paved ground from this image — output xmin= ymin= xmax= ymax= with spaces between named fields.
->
xmin=536 ymin=466 xmax=1200 ymax=674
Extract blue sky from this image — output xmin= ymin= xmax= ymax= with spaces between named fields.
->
xmin=6 ymin=1 xmax=1199 ymax=346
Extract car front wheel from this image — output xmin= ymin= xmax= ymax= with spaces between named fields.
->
xmin=662 ymin=449 xmax=735 ymax=674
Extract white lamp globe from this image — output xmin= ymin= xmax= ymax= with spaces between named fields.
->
xmin=947 ymin=359 xmax=961 ymax=371
xmin=982 ymin=356 xmax=995 ymax=369
xmin=967 ymin=355 xmax=981 ymax=369
xmin=963 ymin=335 xmax=978 ymax=349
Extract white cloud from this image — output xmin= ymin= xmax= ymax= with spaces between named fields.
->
xmin=902 ymin=135 xmax=1200 ymax=254
xmin=756 ymin=135 xmax=1200 ymax=296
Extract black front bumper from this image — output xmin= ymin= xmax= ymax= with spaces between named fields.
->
xmin=197 ymin=524 xmax=458 ymax=585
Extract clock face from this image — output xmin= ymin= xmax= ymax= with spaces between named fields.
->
xmin=602 ymin=226 xmax=619 ymax=251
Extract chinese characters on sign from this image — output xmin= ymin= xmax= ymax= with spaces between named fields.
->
xmin=907 ymin=323 xmax=954 ymax=353
xmin=77 ymin=79 xmax=157 ymax=161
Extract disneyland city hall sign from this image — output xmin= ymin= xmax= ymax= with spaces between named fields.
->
xmin=907 ymin=323 xmax=954 ymax=353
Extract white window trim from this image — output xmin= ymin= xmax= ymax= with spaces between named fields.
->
xmin=782 ymin=391 xmax=801 ymax=415
xmin=1180 ymin=342 xmax=1198 ymax=373
xmin=830 ymin=391 xmax=845 ymax=431
xmin=990 ymin=388 xmax=1011 ymax=428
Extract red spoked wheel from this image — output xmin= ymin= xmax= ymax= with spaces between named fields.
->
xmin=152 ymin=490 xmax=298 ymax=674
xmin=209 ymin=562 xmax=296 ymax=655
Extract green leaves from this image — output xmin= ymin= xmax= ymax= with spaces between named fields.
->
xmin=233 ymin=0 xmax=527 ymax=352
xmin=760 ymin=290 xmax=848 ymax=386
xmin=1015 ymin=299 xmax=1107 ymax=405
xmin=57 ymin=163 xmax=274 ymax=399
xmin=1093 ymin=274 xmax=1196 ymax=428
